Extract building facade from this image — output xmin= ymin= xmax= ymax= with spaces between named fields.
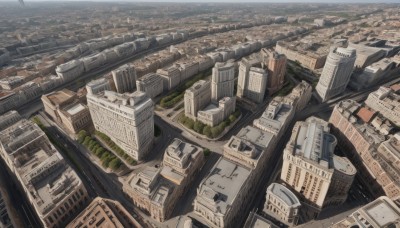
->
xmin=211 ymin=61 xmax=235 ymax=102
xmin=261 ymin=48 xmax=287 ymax=95
xmin=136 ymin=73 xmax=163 ymax=99
xmin=86 ymin=78 xmax=112 ymax=95
xmin=67 ymin=197 xmax=142 ymax=228
xmin=124 ymin=139 xmax=204 ymax=223
xmin=0 ymin=116 xmax=89 ymax=228
xmin=42 ymin=89 xmax=92 ymax=134
xmin=87 ymin=91 xmax=154 ymax=161
xmin=281 ymin=117 xmax=356 ymax=219
xmin=263 ymin=183 xmax=301 ymax=226
xmin=193 ymin=158 xmax=252 ymax=228
xmin=329 ymin=100 xmax=400 ymax=205
xmin=237 ymin=58 xmax=268 ymax=104
xmin=184 ymin=80 xmax=211 ymax=120
xmin=365 ymin=86 xmax=400 ymax=126
xmin=332 ymin=196 xmax=400 ymax=228
xmin=316 ymin=46 xmax=356 ymax=102
xmin=112 ymin=64 xmax=137 ymax=94
xmin=197 ymin=97 xmax=236 ymax=127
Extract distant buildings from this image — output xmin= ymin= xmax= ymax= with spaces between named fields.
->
xmin=281 ymin=117 xmax=356 ymax=219
xmin=332 ymin=196 xmax=400 ymax=228
xmin=87 ymin=90 xmax=154 ymax=161
xmin=112 ymin=64 xmax=136 ymax=94
xmin=349 ymin=58 xmax=400 ymax=91
xmin=316 ymin=44 xmax=356 ymax=102
xmin=263 ymin=183 xmax=301 ymax=226
xmin=275 ymin=41 xmax=327 ymax=70
xmin=211 ymin=61 xmax=235 ymax=102
xmin=0 ymin=115 xmax=89 ymax=227
xmin=136 ymin=73 xmax=163 ymax=99
xmin=124 ymin=139 xmax=204 ymax=222
xmin=261 ymin=48 xmax=287 ymax=95
xmin=67 ymin=197 xmax=142 ymax=228
xmin=42 ymin=89 xmax=92 ymax=134
xmin=365 ymin=86 xmax=400 ymax=126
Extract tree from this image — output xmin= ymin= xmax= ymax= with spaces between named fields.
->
xmin=95 ymin=147 xmax=105 ymax=157
xmin=77 ymin=130 xmax=88 ymax=143
xmin=203 ymin=148 xmax=211 ymax=157
xmin=203 ymin=126 xmax=212 ymax=138
xmin=83 ymin=136 xmax=91 ymax=147
xmin=194 ymin=121 xmax=205 ymax=133
xmin=109 ymin=158 xmax=122 ymax=170
xmin=229 ymin=115 xmax=237 ymax=123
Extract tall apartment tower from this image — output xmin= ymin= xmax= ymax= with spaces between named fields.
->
xmin=112 ymin=64 xmax=136 ymax=94
xmin=211 ymin=61 xmax=235 ymax=102
xmin=87 ymin=90 xmax=154 ymax=161
xmin=184 ymin=80 xmax=211 ymax=120
xmin=316 ymin=45 xmax=356 ymax=102
xmin=261 ymin=48 xmax=287 ymax=95
xmin=281 ymin=117 xmax=356 ymax=219
xmin=86 ymin=78 xmax=112 ymax=95
xmin=237 ymin=58 xmax=268 ymax=103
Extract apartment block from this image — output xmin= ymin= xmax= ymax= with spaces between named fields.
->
xmin=87 ymin=91 xmax=154 ymax=161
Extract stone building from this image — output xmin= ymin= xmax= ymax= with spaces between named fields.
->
xmin=244 ymin=212 xmax=279 ymax=228
xmin=0 ymin=117 xmax=89 ymax=228
xmin=136 ymin=73 xmax=164 ymax=99
xmin=197 ymin=96 xmax=236 ymax=127
xmin=87 ymin=91 xmax=154 ymax=161
xmin=55 ymin=60 xmax=84 ymax=82
xmin=365 ymin=86 xmax=400 ymax=126
xmin=111 ymin=64 xmax=136 ymax=94
xmin=86 ymin=78 xmax=112 ymax=95
xmin=124 ymin=139 xmax=204 ymax=222
xmin=0 ymin=110 xmax=21 ymax=131
xmin=316 ymin=45 xmax=356 ymax=102
xmin=42 ymin=89 xmax=92 ymax=134
xmin=211 ymin=61 xmax=235 ymax=102
xmin=332 ymin=196 xmax=400 ymax=228
xmin=193 ymin=158 xmax=252 ymax=228
xmin=157 ymin=65 xmax=181 ymax=91
xmin=261 ymin=48 xmax=287 ymax=95
xmin=67 ymin=197 xmax=142 ymax=228
xmin=184 ymin=80 xmax=211 ymax=120
xmin=329 ymin=100 xmax=400 ymax=205
xmin=237 ymin=58 xmax=268 ymax=104
xmin=285 ymin=81 xmax=312 ymax=112
xmin=263 ymin=183 xmax=301 ymax=226
xmin=281 ymin=117 xmax=356 ymax=219
xmin=253 ymin=96 xmax=294 ymax=137
xmin=161 ymin=138 xmax=205 ymax=186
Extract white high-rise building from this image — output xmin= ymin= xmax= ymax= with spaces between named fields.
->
xmin=86 ymin=78 xmax=112 ymax=95
xmin=211 ymin=61 xmax=235 ymax=102
xmin=184 ymin=80 xmax=211 ymax=120
xmin=87 ymin=90 xmax=154 ymax=161
xmin=316 ymin=45 xmax=356 ymax=102
xmin=112 ymin=64 xmax=136 ymax=94
xmin=237 ymin=59 xmax=268 ymax=104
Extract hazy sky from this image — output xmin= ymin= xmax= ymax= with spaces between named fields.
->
xmin=0 ymin=0 xmax=398 ymax=2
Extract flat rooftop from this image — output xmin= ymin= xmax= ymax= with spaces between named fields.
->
xmin=237 ymin=126 xmax=274 ymax=150
xmin=65 ymin=103 xmax=86 ymax=116
xmin=43 ymin=89 xmax=76 ymax=106
xmin=268 ymin=183 xmax=300 ymax=207
xmin=197 ymin=158 xmax=251 ymax=215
